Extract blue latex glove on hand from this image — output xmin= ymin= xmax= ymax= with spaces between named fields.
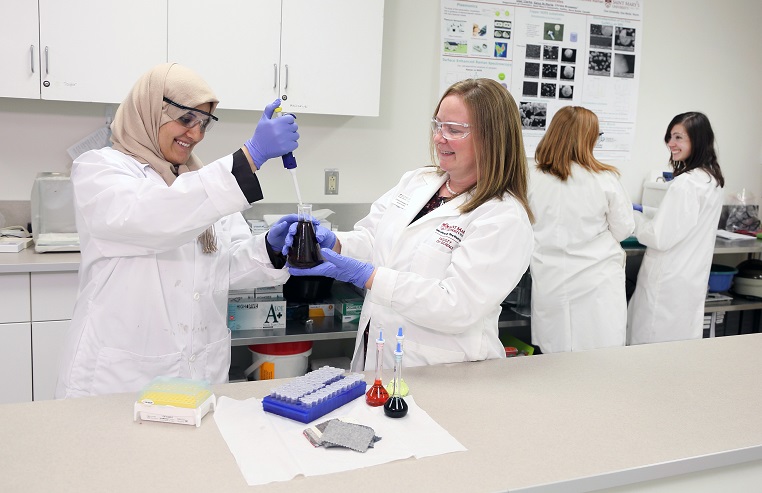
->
xmin=244 ymin=99 xmax=299 ymax=169
xmin=281 ymin=221 xmax=336 ymax=256
xmin=633 ymin=203 xmax=643 ymax=212
xmin=289 ymin=248 xmax=374 ymax=289
xmin=266 ymin=214 xmax=299 ymax=252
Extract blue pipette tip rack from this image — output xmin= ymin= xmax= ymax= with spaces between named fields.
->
xmin=262 ymin=366 xmax=367 ymax=423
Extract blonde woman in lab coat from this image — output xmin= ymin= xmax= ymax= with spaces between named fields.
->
xmin=529 ymin=106 xmax=634 ymax=353
xmin=286 ymin=79 xmax=534 ymax=372
xmin=56 ymin=63 xmax=302 ymax=398
xmin=628 ymin=112 xmax=724 ymax=344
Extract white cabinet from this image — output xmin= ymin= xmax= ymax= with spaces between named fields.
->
xmin=168 ymin=0 xmax=385 ymax=116
xmin=0 ymin=1 xmax=40 ymax=99
xmin=0 ymin=323 xmax=33 ymax=403
xmin=0 ymin=270 xmax=77 ymax=403
xmin=0 ymin=273 xmax=33 ymax=403
xmin=32 ymin=320 xmax=71 ymax=401
xmin=0 ymin=0 xmax=168 ymax=103
xmin=30 ymin=272 xmax=78 ymax=322
xmin=168 ymin=0 xmax=280 ymax=112
xmin=0 ymin=273 xmax=31 ymax=323
xmin=30 ymin=271 xmax=78 ymax=401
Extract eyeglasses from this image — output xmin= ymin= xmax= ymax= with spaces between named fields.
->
xmin=431 ymin=118 xmax=471 ymax=140
xmin=163 ymin=96 xmax=218 ymax=133
xmin=597 ymin=132 xmax=605 ymax=144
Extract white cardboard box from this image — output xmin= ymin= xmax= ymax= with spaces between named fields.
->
xmin=0 ymin=237 xmax=33 ymax=253
xmin=227 ymin=298 xmax=286 ymax=330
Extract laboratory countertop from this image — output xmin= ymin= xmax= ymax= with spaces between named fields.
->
xmin=0 ymin=248 xmax=79 ymax=273
xmin=2 ymin=237 xmax=759 ymax=274
xmin=2 ymin=334 xmax=762 ymax=493
xmin=624 ymin=236 xmax=762 ymax=256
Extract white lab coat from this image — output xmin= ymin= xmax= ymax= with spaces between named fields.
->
xmin=340 ymin=167 xmax=533 ymax=372
xmin=528 ymin=165 xmax=634 ymax=353
xmin=628 ymin=169 xmax=723 ymax=345
xmin=55 ymin=148 xmax=288 ymax=398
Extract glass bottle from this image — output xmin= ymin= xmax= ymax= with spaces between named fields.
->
xmin=366 ymin=328 xmax=389 ymax=406
xmin=287 ymin=203 xmax=323 ymax=268
xmin=384 ymin=342 xmax=408 ymax=418
xmin=386 ymin=327 xmax=409 ymax=396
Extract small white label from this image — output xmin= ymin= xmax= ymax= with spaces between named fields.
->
xmin=392 ymin=193 xmax=410 ymax=209
xmin=140 ymin=412 xmax=195 ymax=426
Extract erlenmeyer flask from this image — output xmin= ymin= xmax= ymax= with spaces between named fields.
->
xmin=287 ymin=203 xmax=324 ymax=268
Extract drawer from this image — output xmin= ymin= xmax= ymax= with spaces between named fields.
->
xmin=0 ymin=273 xmax=31 ymax=323
xmin=31 ymin=271 xmax=79 ymax=321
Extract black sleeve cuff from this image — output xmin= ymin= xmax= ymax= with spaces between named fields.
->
xmin=231 ymin=148 xmax=264 ymax=203
xmin=265 ymin=233 xmax=288 ymax=269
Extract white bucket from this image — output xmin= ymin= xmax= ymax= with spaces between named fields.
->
xmin=245 ymin=342 xmax=313 ymax=380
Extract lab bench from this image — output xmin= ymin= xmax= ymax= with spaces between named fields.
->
xmin=4 ymin=333 xmax=762 ymax=493
xmin=624 ymin=236 xmax=762 ymax=257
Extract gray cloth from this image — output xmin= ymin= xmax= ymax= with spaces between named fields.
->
xmin=303 ymin=418 xmax=381 ymax=453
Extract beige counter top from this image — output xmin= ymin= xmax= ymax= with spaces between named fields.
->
xmin=0 ymin=248 xmax=80 ymax=273
xmin=2 ymin=334 xmax=762 ymax=492
xmin=2 ymin=237 xmax=757 ymax=274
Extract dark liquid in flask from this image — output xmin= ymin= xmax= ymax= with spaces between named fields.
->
xmin=383 ymin=396 xmax=408 ymax=418
xmin=288 ymin=220 xmax=324 ymax=268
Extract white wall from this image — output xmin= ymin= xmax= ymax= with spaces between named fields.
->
xmin=1 ymin=0 xmax=760 ymax=207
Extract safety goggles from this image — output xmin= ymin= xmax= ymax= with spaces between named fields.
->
xmin=163 ymin=96 xmax=218 ymax=133
xmin=431 ymin=118 xmax=471 ymax=140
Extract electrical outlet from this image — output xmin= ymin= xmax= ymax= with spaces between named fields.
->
xmin=325 ymin=169 xmax=339 ymax=195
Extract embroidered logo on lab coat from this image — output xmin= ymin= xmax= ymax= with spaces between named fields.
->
xmin=433 ymin=222 xmax=465 ymax=250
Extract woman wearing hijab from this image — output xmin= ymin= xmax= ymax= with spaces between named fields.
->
xmin=55 ymin=63 xmax=300 ymax=398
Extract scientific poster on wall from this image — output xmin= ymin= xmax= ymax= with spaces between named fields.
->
xmin=440 ymin=0 xmax=643 ymax=160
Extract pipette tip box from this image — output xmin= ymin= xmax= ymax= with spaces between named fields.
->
xmin=133 ymin=377 xmax=216 ymax=427
xmin=262 ymin=366 xmax=367 ymax=423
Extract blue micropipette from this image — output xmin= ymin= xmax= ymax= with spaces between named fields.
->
xmin=274 ymin=107 xmax=303 ymax=204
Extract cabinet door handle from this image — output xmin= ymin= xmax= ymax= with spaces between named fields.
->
xmin=45 ymin=46 xmax=49 ymax=75
xmin=273 ymin=63 xmax=277 ymax=89
xmin=284 ymin=64 xmax=289 ymax=90
xmin=30 ymin=45 xmax=35 ymax=73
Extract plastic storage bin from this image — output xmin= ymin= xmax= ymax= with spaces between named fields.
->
xmin=708 ymin=264 xmax=737 ymax=293
xmin=245 ymin=341 xmax=313 ymax=380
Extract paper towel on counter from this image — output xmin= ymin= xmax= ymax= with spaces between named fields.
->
xmin=214 ymin=394 xmax=466 ymax=486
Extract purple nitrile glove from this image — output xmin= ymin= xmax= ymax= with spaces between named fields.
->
xmin=288 ymin=248 xmax=374 ymax=289
xmin=266 ymin=214 xmax=299 ymax=252
xmin=281 ymin=221 xmax=336 ymax=256
xmin=632 ymin=203 xmax=643 ymax=212
xmin=243 ymin=99 xmax=299 ymax=169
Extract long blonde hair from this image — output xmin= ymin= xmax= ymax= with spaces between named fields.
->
xmin=535 ymin=106 xmax=619 ymax=181
xmin=429 ymin=78 xmax=533 ymax=221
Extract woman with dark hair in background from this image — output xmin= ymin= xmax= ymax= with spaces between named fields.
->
xmin=629 ymin=112 xmax=725 ymax=344
xmin=529 ymin=106 xmax=634 ymax=353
